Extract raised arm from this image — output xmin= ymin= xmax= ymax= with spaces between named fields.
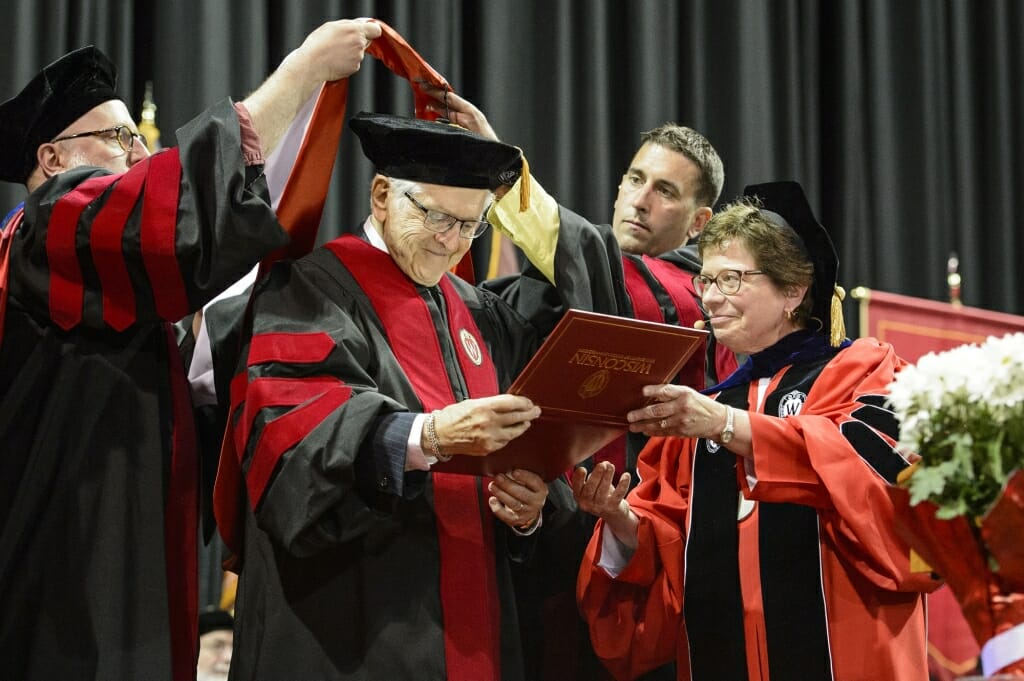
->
xmin=242 ymin=18 xmax=382 ymax=158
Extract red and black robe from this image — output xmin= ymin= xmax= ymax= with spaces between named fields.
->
xmin=223 ymin=211 xmax=625 ymax=680
xmin=0 ymin=99 xmax=287 ymax=681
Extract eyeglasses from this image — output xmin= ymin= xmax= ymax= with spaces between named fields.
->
xmin=404 ymin=192 xmax=490 ymax=240
xmin=692 ymin=269 xmax=766 ymax=296
xmin=51 ymin=125 xmax=148 ymax=154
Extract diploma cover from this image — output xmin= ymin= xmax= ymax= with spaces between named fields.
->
xmin=434 ymin=309 xmax=707 ymax=480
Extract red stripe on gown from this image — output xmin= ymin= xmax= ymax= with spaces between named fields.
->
xmin=139 ymin=150 xmax=188 ymax=321
xmin=242 ymin=376 xmax=351 ymax=508
xmin=46 ymin=174 xmax=119 ymax=329
xmin=248 ymin=331 xmax=336 ymax=365
xmin=641 ymin=255 xmax=707 ymax=390
xmin=327 ymin=235 xmax=503 ymax=681
xmin=162 ymin=325 xmax=199 ymax=681
xmin=89 ymin=164 xmax=147 ymax=330
xmin=622 ymin=256 xmax=666 ymax=324
xmin=0 ymin=209 xmax=25 ymax=350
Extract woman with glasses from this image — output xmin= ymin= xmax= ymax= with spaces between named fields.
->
xmin=574 ymin=181 xmax=939 ymax=681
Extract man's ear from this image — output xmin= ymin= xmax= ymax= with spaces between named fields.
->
xmin=688 ymin=206 xmax=713 ymax=239
xmin=35 ymin=142 xmax=66 ymax=179
xmin=370 ymin=175 xmax=390 ymax=224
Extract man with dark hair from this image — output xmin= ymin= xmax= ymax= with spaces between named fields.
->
xmin=0 ymin=18 xmax=381 ymax=680
xmin=611 ymin=122 xmax=724 ymax=258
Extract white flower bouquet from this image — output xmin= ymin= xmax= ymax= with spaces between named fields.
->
xmin=887 ymin=332 xmax=1024 ymax=519
xmin=886 ymin=332 xmax=1024 ymax=677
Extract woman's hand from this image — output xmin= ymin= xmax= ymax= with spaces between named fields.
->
xmin=570 ymin=462 xmax=638 ymax=550
xmin=627 ymin=384 xmax=750 ymax=458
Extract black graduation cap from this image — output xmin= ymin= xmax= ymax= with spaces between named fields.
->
xmin=742 ymin=180 xmax=846 ymax=346
xmin=349 ymin=112 xmax=523 ymax=190
xmin=198 ymin=608 xmax=233 ymax=637
xmin=0 ymin=46 xmax=121 ymax=184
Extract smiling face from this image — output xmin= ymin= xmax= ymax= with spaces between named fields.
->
xmin=371 ymin=176 xmax=490 ymax=286
xmin=699 ymin=239 xmax=807 ymax=355
xmin=611 ymin=142 xmax=711 ymax=257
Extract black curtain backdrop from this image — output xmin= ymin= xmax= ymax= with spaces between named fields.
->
xmin=3 ymin=0 xmax=1023 ymax=329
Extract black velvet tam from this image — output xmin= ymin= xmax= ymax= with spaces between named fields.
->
xmin=349 ymin=111 xmax=522 ymax=190
xmin=0 ymin=46 xmax=121 ymax=184
xmin=743 ymin=181 xmax=839 ymax=334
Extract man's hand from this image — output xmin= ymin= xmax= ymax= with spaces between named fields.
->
xmin=488 ymin=469 xmax=547 ymax=530
xmin=431 ymin=394 xmax=540 ymax=456
xmin=243 ymin=18 xmax=382 ymax=157
xmin=283 ymin=18 xmax=382 ymax=83
xmin=421 ymin=85 xmax=500 ymax=141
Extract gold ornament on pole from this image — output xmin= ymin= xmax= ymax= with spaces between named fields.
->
xmin=137 ymin=81 xmax=161 ymax=152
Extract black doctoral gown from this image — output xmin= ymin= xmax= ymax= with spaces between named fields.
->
xmin=0 ymin=99 xmax=287 ymax=681
xmin=222 ymin=199 xmax=626 ymax=680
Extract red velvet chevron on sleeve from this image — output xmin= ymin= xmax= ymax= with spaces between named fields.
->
xmin=140 ymin=149 xmax=187 ymax=321
xmin=243 ymin=377 xmax=351 ymax=511
xmin=46 ymin=173 xmax=119 ymax=329
xmin=89 ymin=163 xmax=146 ymax=330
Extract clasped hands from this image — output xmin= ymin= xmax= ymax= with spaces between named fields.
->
xmin=428 ymin=394 xmax=546 ymax=529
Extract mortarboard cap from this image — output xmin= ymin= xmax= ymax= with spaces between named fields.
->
xmin=0 ymin=46 xmax=121 ymax=184
xmin=349 ymin=112 xmax=523 ymax=191
xmin=198 ymin=608 xmax=234 ymax=637
xmin=742 ymin=180 xmax=846 ymax=346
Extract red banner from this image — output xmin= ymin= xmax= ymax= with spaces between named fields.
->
xmin=857 ymin=288 xmax=1024 ymax=363
xmin=856 ymin=287 xmax=1024 ymax=679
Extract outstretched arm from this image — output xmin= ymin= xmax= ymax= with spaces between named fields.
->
xmin=242 ymin=18 xmax=383 ymax=157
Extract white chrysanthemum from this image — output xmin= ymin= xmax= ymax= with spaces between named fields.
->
xmin=887 ymin=332 xmax=1024 ymax=518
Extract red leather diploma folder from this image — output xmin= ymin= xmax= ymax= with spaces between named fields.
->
xmin=434 ymin=309 xmax=707 ymax=480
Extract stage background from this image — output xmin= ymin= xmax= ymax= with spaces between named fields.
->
xmin=3 ymin=0 xmax=1023 ymax=326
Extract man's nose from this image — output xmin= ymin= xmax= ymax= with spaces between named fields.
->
xmin=127 ymin=140 xmax=151 ymax=166
xmin=631 ymin=185 xmax=652 ymax=211
xmin=435 ymin=224 xmax=463 ymax=249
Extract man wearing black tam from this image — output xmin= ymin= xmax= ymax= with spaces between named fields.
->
xmin=0 ymin=19 xmax=383 ymax=681
xmin=575 ymin=181 xmax=937 ymax=680
xmin=218 ymin=111 xmax=630 ymax=681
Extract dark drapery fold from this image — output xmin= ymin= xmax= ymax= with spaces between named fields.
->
xmin=3 ymin=0 xmax=1023 ymax=323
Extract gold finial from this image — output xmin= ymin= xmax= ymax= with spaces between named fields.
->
xmin=137 ymin=81 xmax=161 ymax=152
xmin=947 ymin=252 xmax=962 ymax=307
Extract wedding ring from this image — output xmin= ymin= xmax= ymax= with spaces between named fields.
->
xmin=660 ymin=419 xmax=668 ymax=429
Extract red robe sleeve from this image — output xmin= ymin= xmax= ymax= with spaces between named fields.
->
xmin=577 ymin=436 xmax=694 ymax=680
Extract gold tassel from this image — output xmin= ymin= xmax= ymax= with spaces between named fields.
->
xmin=518 ymin=153 xmax=531 ymax=213
xmin=830 ymin=284 xmax=847 ymax=347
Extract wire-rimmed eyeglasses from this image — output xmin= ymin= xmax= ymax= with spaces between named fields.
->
xmin=52 ymin=125 xmax=148 ymax=154
xmin=404 ymin=192 xmax=490 ymax=240
xmin=692 ymin=269 xmax=766 ymax=296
